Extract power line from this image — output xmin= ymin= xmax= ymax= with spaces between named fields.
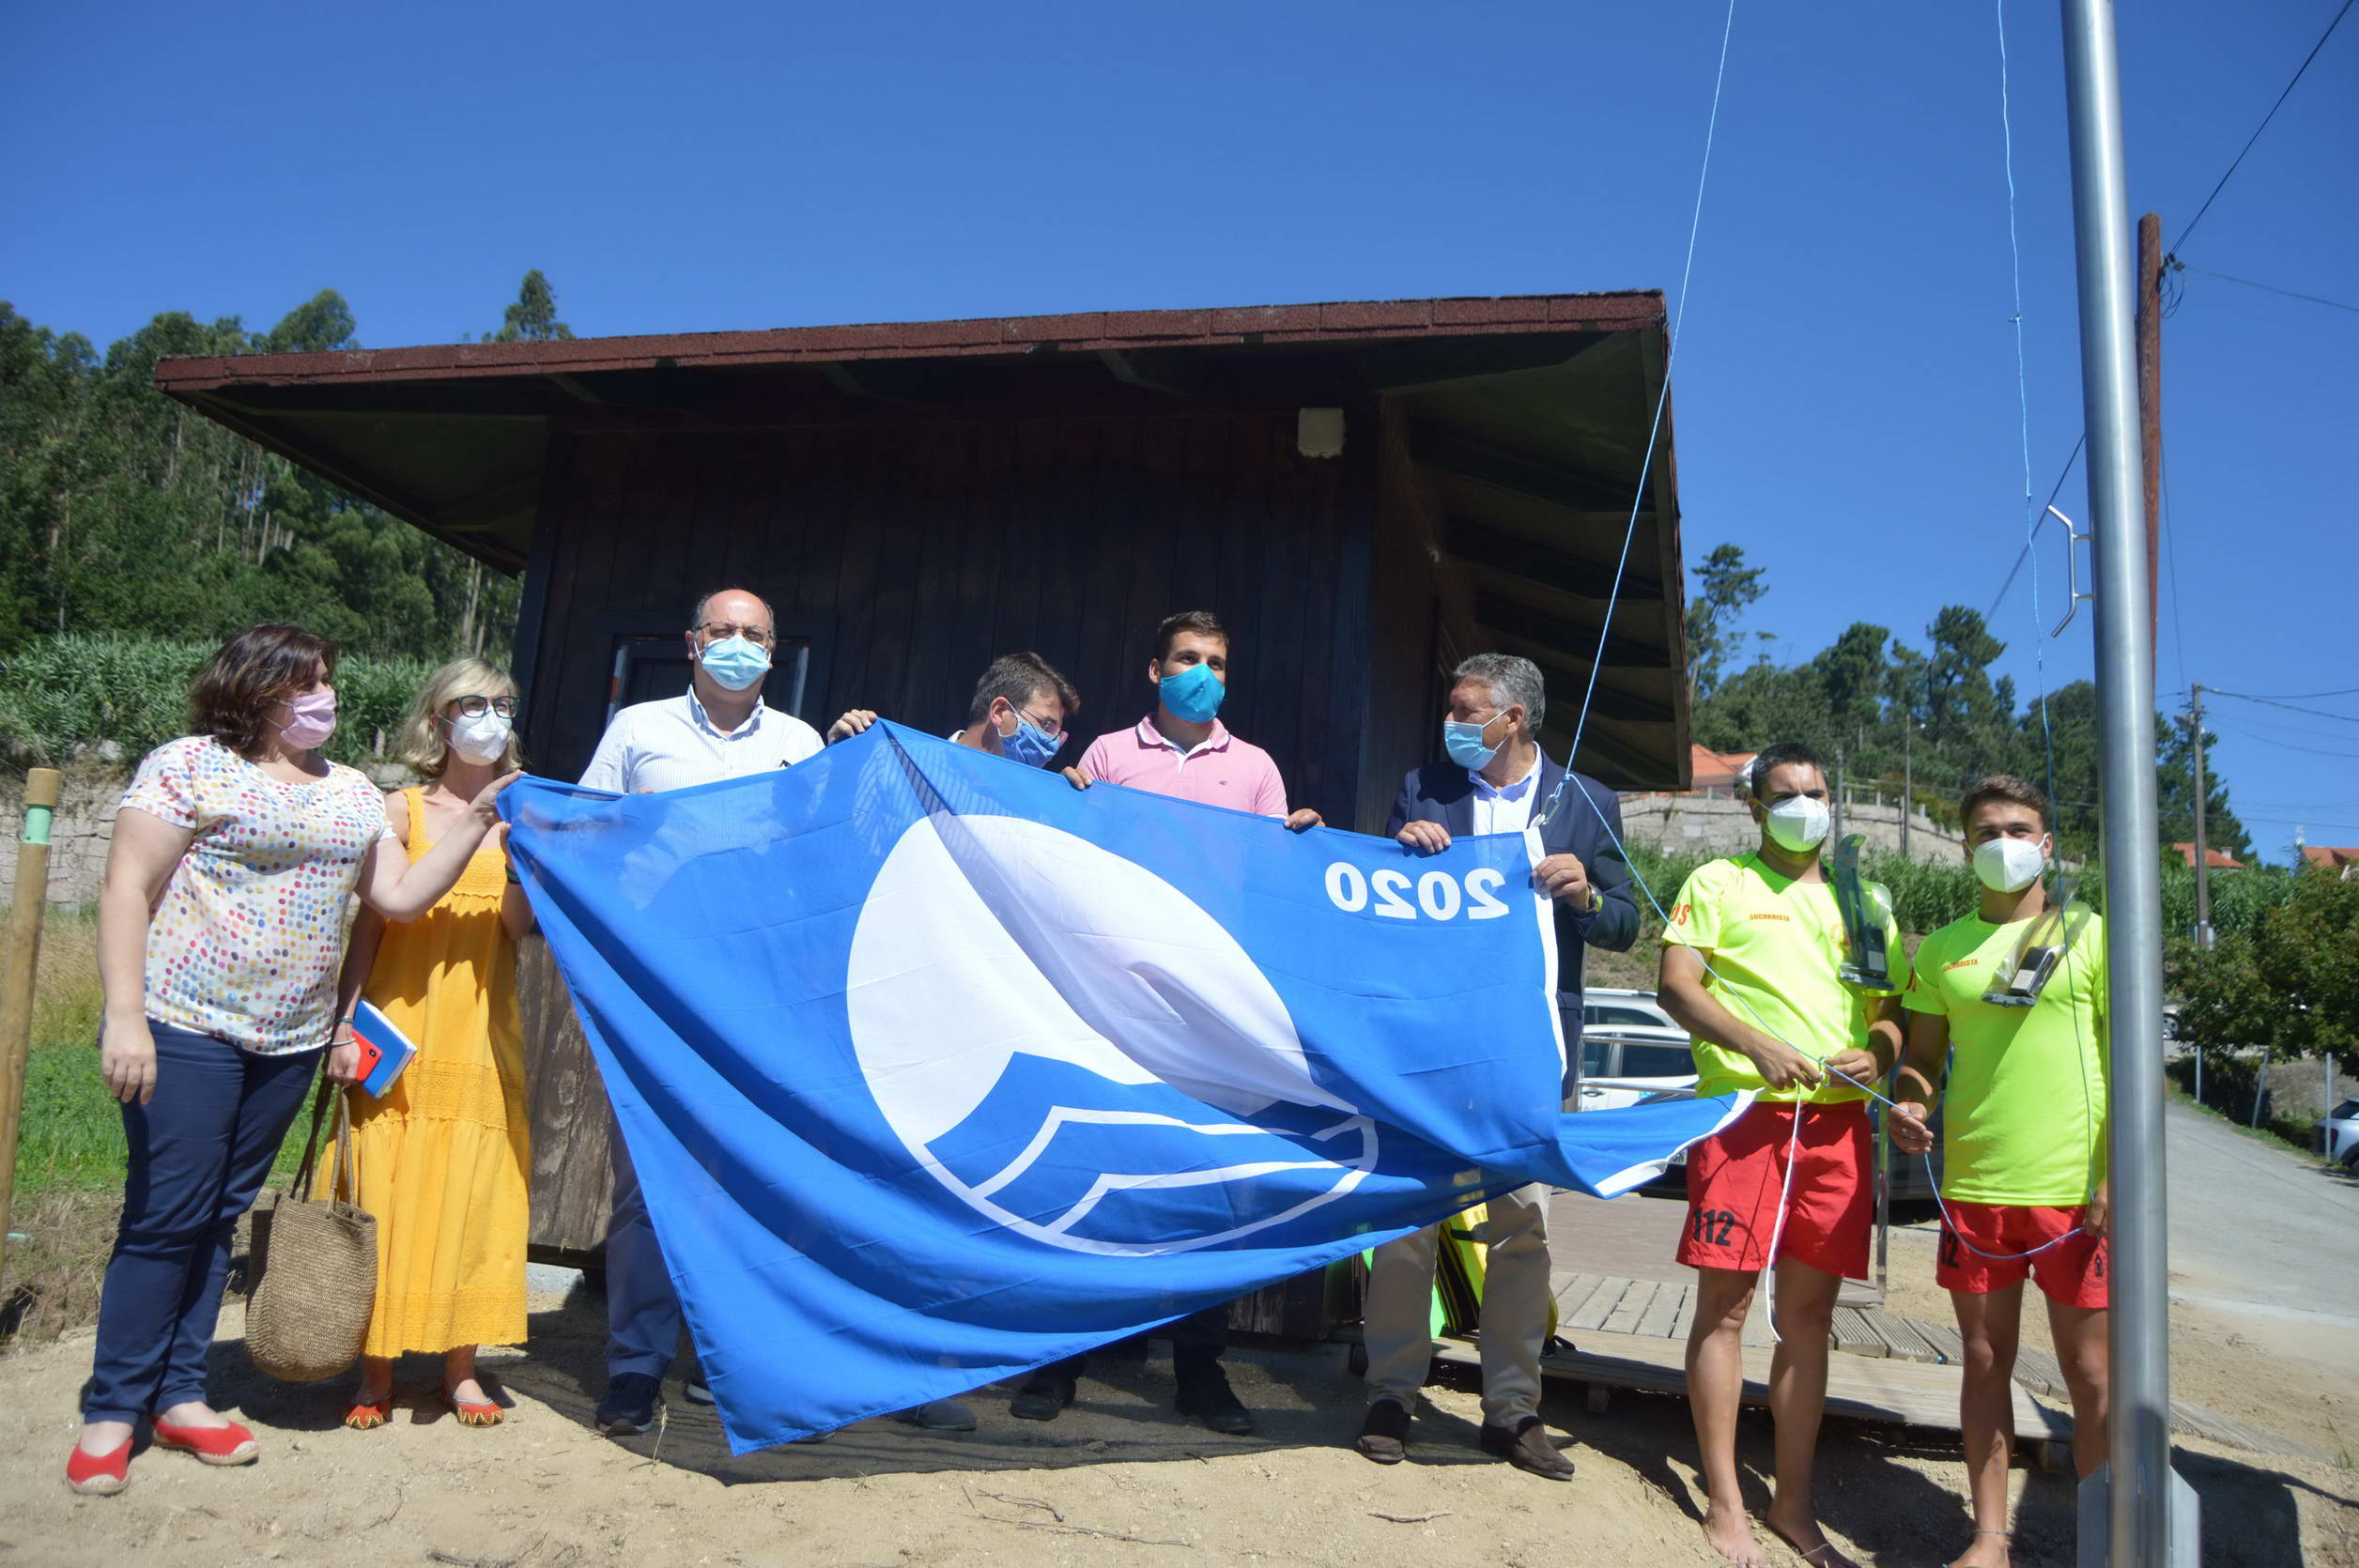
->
xmin=2203 ymin=707 xmax=2359 ymax=741
xmin=2200 ymin=684 xmax=2359 ymax=699
xmin=2209 ymin=719 xmax=2359 ymax=760
xmin=2207 ymin=689 xmax=2359 ymax=724
xmin=2184 ymin=265 xmax=2359 ymax=315
xmin=2166 ymin=0 xmax=2357 ymax=260
xmin=1988 ymin=0 xmax=2355 ymax=626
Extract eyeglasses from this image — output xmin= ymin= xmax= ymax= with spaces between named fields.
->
xmin=1020 ymin=709 xmax=1065 ymax=739
xmin=697 ymin=623 xmax=776 ymax=647
xmin=452 ymin=695 xmax=520 ymax=718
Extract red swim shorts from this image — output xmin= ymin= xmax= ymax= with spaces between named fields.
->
xmin=1676 ymin=1100 xmax=1872 ymax=1279
xmin=1936 ymin=1202 xmax=2109 ymax=1309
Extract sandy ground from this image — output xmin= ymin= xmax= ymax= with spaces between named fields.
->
xmin=1 ymin=1265 xmax=2353 ymax=1568
xmin=5 ymin=1107 xmax=2354 ymax=1566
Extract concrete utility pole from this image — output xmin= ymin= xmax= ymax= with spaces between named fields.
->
xmin=2058 ymin=1 xmax=2196 ymax=1560
xmin=1900 ymin=719 xmax=1914 ymax=861
xmin=2136 ymin=211 xmax=2163 ymax=668
xmin=1831 ymin=746 xmax=1846 ymax=842
xmin=2190 ymin=684 xmax=2213 ymax=948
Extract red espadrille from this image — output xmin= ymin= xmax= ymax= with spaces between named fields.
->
xmin=150 ymin=1417 xmax=258 ymax=1466
xmin=65 ymin=1437 xmax=131 ymax=1496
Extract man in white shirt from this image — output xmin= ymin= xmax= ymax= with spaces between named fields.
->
xmin=1357 ymin=653 xmax=1637 ymax=1481
xmin=578 ymin=590 xmax=823 ymax=794
xmin=584 ymin=589 xmax=897 ymax=1435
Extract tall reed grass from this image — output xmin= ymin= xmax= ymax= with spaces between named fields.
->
xmin=0 ymin=633 xmax=437 ymax=768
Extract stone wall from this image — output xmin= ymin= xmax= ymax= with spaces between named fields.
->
xmin=0 ymin=772 xmax=126 ymax=908
xmin=1617 ymin=791 xmax=1966 ymax=864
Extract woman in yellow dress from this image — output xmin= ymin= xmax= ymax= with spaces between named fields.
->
xmin=335 ymin=658 xmax=533 ymax=1429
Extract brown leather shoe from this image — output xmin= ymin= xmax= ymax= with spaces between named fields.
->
xmin=1479 ymin=1416 xmax=1574 ymax=1481
xmin=1355 ymin=1399 xmax=1411 ymax=1464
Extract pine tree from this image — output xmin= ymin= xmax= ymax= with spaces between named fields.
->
xmin=491 ymin=269 xmax=575 ymax=343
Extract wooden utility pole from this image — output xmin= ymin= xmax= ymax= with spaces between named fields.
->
xmin=2136 ymin=212 xmax=2164 ymax=667
xmin=2189 ymin=685 xmax=2213 ymax=948
xmin=0 ymin=769 xmax=63 ymax=1285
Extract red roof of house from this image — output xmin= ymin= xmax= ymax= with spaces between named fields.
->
xmin=2172 ymin=842 xmax=2244 ymax=870
xmin=149 ymin=292 xmax=1670 ymax=393
xmin=2301 ymin=845 xmax=2359 ymax=869
xmin=1689 ymin=746 xmax=1754 ymax=790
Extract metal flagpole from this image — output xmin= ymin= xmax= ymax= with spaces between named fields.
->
xmin=2056 ymin=2 xmax=2193 ymax=1563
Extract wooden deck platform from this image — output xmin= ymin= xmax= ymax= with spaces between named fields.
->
xmin=1507 ymin=1270 xmax=2324 ymax=1461
xmin=1433 ymin=1330 xmax=2074 ymax=1440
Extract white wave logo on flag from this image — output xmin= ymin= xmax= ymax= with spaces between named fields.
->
xmin=845 ymin=812 xmax=1378 ymax=1256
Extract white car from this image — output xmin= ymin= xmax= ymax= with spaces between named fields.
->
xmin=1582 ymin=988 xmax=1680 ymax=1033
xmin=1575 ymin=990 xmax=1697 ymax=1112
xmin=2320 ymin=1099 xmax=2359 ymax=1168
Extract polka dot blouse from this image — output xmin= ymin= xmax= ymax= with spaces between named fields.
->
xmin=120 ymin=735 xmax=391 ymax=1055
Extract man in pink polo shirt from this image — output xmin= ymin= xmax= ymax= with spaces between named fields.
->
xmin=1010 ymin=609 xmax=1318 ymax=1436
xmin=1065 ymin=609 xmax=1320 ymax=829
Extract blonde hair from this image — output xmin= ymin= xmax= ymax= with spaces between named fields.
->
xmin=398 ymin=658 xmax=523 ymax=777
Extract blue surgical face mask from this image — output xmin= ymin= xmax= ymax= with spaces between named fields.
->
xmin=1000 ymin=710 xmax=1061 ymax=769
xmin=698 ymin=635 xmax=771 ymax=692
xmin=1157 ymin=660 xmax=1226 ymax=724
xmin=1443 ymin=711 xmax=1508 ymax=770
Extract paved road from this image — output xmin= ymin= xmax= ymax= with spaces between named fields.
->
xmin=1550 ymin=1101 xmax=2359 ymax=1354
xmin=2162 ymin=1099 xmax=2359 ymax=1342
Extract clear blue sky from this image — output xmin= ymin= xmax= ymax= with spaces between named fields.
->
xmin=7 ymin=1 xmax=2352 ymax=861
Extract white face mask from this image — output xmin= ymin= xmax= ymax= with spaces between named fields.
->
xmin=446 ymin=711 xmax=513 ymax=765
xmin=1972 ymin=835 xmax=2048 ymax=893
xmin=1762 ymin=794 xmax=1830 ymax=853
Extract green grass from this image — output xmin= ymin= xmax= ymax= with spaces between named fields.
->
xmin=6 ymin=906 xmax=313 ymax=1204
xmin=2162 ymin=1077 xmax=2334 ymax=1168
xmin=11 ymin=1041 xmax=316 ymax=1201
xmin=13 ymin=1041 xmax=128 ymax=1194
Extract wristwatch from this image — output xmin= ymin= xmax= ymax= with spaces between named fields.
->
xmin=1584 ymin=885 xmax=1604 ymax=915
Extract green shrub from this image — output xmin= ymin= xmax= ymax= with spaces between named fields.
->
xmin=0 ymin=633 xmax=435 ymax=770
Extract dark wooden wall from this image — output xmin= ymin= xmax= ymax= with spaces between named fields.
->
xmin=512 ymin=404 xmax=1442 ymax=1294
xmin=517 ymin=408 xmax=1387 ymax=823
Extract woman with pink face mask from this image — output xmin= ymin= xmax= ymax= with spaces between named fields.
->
xmin=67 ymin=624 xmax=515 ymax=1498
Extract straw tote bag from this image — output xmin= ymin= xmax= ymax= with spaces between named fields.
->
xmin=246 ymin=1073 xmax=378 ymax=1383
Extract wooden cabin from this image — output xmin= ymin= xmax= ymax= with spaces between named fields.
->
xmin=158 ymin=294 xmax=1695 ymax=1335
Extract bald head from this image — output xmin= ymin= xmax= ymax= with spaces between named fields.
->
xmin=690 ymin=588 xmax=775 ymax=638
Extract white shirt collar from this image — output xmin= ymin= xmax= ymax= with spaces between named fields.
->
xmin=1469 ymin=753 xmax=1542 ymax=801
xmin=686 ymin=687 xmax=765 ymax=741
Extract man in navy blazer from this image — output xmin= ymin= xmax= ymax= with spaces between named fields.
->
xmin=1356 ymin=653 xmax=1639 ymax=1480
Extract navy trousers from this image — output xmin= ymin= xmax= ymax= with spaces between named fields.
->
xmin=603 ymin=1124 xmax=689 ymax=1381
xmin=82 ymin=1022 xmax=319 ymax=1423
xmin=1038 ymin=1301 xmax=1229 ymax=1384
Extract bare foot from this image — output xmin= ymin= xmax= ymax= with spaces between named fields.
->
xmin=1765 ymin=1504 xmax=1862 ymax=1568
xmin=1703 ymin=1498 xmax=1767 ymax=1566
xmin=1950 ymin=1529 xmax=2011 ymax=1568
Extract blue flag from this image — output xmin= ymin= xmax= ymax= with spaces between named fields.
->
xmin=504 ymin=722 xmax=1746 ymax=1452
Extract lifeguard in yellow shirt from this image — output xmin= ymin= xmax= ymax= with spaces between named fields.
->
xmin=1658 ymin=740 xmax=1904 ymax=1568
xmin=1891 ymin=775 xmax=2109 ymax=1568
